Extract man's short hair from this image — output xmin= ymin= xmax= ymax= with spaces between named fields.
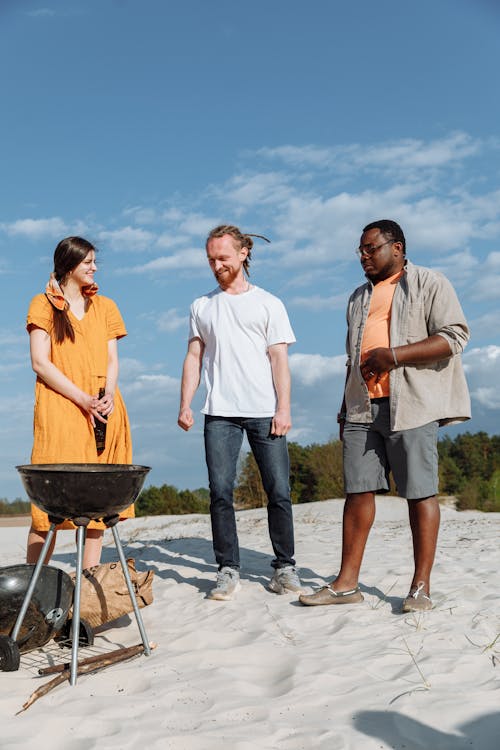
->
xmin=363 ymin=219 xmax=406 ymax=255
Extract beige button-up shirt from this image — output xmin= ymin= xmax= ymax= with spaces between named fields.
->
xmin=343 ymin=261 xmax=471 ymax=431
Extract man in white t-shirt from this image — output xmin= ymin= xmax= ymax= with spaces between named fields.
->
xmin=178 ymin=224 xmax=303 ymax=601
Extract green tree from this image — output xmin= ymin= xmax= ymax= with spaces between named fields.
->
xmin=438 ymin=454 xmax=465 ymax=495
xmin=0 ymin=498 xmax=31 ymax=515
xmin=234 ymin=452 xmax=267 ymax=509
xmin=303 ymin=441 xmax=344 ymax=502
xmin=484 ymin=469 xmax=500 ymax=512
xmin=135 ymin=484 xmax=209 ymax=516
xmin=288 ymin=442 xmax=315 ymax=504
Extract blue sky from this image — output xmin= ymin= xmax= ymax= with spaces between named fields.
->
xmin=1 ymin=0 xmax=499 ymax=500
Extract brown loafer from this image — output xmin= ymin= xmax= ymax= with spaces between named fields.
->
xmin=401 ymin=582 xmax=432 ymax=613
xmin=299 ymin=585 xmax=363 ymax=606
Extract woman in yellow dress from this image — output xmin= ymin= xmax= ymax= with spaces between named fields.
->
xmin=26 ymin=236 xmax=133 ymax=568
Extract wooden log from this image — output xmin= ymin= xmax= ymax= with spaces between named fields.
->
xmin=17 ymin=642 xmax=156 ymax=714
xmin=38 ymin=642 xmax=154 ymax=675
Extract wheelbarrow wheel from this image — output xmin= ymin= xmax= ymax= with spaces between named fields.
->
xmin=55 ymin=617 xmax=94 ymax=648
xmin=0 ymin=635 xmax=21 ymax=672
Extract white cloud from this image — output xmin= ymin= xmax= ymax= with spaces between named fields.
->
xmin=464 ymin=344 xmax=500 ymax=366
xmin=256 ymin=181 xmax=500 ymax=274
xmin=25 ymin=8 xmax=55 ymax=17
xmin=290 ymin=293 xmax=347 ymax=311
xmin=161 ymin=207 xmax=184 ymax=222
xmin=215 ymin=171 xmax=294 ymax=209
xmin=157 ymin=308 xmax=189 ymax=333
xmin=259 ymin=132 xmax=483 ymax=175
xmin=0 ymin=393 xmax=33 ymax=417
xmin=287 ymin=425 xmax=318 ymax=441
xmin=156 ymin=233 xmax=191 ymax=249
xmin=98 ymin=226 xmax=155 ymax=252
xmin=0 ymin=360 xmax=25 ymax=376
xmin=469 ymin=310 xmax=500 ymax=336
xmin=471 ymin=386 xmax=500 ymax=409
xmin=118 ymin=357 xmax=149 ymax=379
xmin=469 ymin=274 xmax=500 ymax=301
xmin=289 ymin=352 xmax=345 ymax=385
xmin=0 ymin=331 xmax=25 ymax=346
xmin=122 ymin=205 xmax=218 ymax=238
xmin=431 ymin=250 xmax=480 ymax=286
xmin=1 ymin=217 xmax=69 ymax=239
xmin=360 ymin=132 xmax=481 ymax=170
xmin=177 ymin=213 xmax=219 ymax=236
xmin=127 ymin=248 xmax=205 ymax=273
xmin=462 ymin=345 xmax=500 ymax=408
xmin=485 ymin=251 xmax=500 ymax=269
xmin=122 ymin=206 xmax=159 ymax=225
xmin=256 ymin=144 xmax=334 ymax=169
xmin=124 ymin=373 xmax=179 ymax=394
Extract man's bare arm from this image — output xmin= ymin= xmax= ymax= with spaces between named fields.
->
xmin=178 ymin=337 xmax=204 ymax=431
xmin=268 ymin=343 xmax=292 ymax=436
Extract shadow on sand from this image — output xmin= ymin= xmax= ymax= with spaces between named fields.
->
xmin=354 ymin=709 xmax=500 ymax=750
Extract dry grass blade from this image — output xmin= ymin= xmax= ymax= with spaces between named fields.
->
xmin=372 ymin=578 xmax=398 ymax=609
xmin=402 ymin=637 xmax=431 ymax=689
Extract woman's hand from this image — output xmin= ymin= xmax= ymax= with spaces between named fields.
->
xmin=95 ymin=391 xmax=114 ymax=418
xmin=78 ymin=392 xmax=110 ymax=426
xmin=30 ymin=329 xmax=111 ymax=424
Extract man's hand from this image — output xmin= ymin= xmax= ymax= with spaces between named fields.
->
xmin=360 ymin=347 xmax=395 ymax=382
xmin=271 ymin=408 xmax=291 ymax=436
xmin=178 ymin=407 xmax=194 ymax=431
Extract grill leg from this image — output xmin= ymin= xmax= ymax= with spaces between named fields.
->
xmin=70 ymin=524 xmax=86 ymax=686
xmin=110 ymin=524 xmax=151 ymax=656
xmin=11 ymin=523 xmax=57 ymax=643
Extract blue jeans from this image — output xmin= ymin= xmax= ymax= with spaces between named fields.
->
xmin=204 ymin=415 xmax=296 ymax=571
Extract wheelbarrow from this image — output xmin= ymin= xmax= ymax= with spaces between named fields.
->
xmin=4 ymin=463 xmax=151 ymax=685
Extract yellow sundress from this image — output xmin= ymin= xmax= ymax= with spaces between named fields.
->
xmin=27 ymin=293 xmax=134 ymax=531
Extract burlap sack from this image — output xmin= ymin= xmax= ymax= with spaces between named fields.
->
xmin=70 ymin=559 xmax=154 ymax=629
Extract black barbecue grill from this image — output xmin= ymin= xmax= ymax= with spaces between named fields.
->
xmin=0 ymin=463 xmax=151 ymax=685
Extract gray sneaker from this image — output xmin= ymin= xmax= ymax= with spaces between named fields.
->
xmin=268 ymin=566 xmax=304 ymax=595
xmin=207 ymin=567 xmax=241 ymax=601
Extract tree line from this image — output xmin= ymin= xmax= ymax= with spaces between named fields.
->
xmin=1 ymin=432 xmax=498 ymax=516
xmin=0 ymin=498 xmax=31 ymax=515
xmin=134 ymin=431 xmax=500 ymax=514
xmin=235 ymin=431 xmax=500 ymax=512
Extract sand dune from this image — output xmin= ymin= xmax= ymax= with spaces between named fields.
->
xmin=1 ymin=498 xmax=499 ymax=749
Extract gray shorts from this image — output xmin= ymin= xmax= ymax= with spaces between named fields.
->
xmin=343 ymin=398 xmax=439 ymax=500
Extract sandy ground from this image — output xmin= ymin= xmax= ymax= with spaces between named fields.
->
xmin=0 ymin=515 xmax=31 ymax=527
xmin=0 ymin=498 xmax=499 ymax=749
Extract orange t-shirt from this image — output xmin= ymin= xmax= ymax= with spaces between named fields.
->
xmin=361 ymin=270 xmax=403 ymax=398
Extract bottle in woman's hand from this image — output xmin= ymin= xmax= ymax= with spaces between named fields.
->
xmin=93 ymin=387 xmax=107 ymax=454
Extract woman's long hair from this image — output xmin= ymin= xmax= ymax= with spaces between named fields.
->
xmin=52 ymin=236 xmax=95 ymax=344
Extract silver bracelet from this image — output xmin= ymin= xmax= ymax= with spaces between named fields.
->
xmin=391 ymin=347 xmax=399 ymax=367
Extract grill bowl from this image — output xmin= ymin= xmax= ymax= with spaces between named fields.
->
xmin=16 ymin=464 xmax=150 ymax=522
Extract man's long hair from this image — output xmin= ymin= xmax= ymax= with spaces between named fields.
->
xmin=205 ymin=225 xmax=256 ymax=276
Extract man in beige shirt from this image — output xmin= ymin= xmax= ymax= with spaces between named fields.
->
xmin=300 ymin=219 xmax=470 ymax=612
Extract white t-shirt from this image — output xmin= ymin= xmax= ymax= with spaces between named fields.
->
xmin=189 ymin=285 xmax=296 ymax=417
